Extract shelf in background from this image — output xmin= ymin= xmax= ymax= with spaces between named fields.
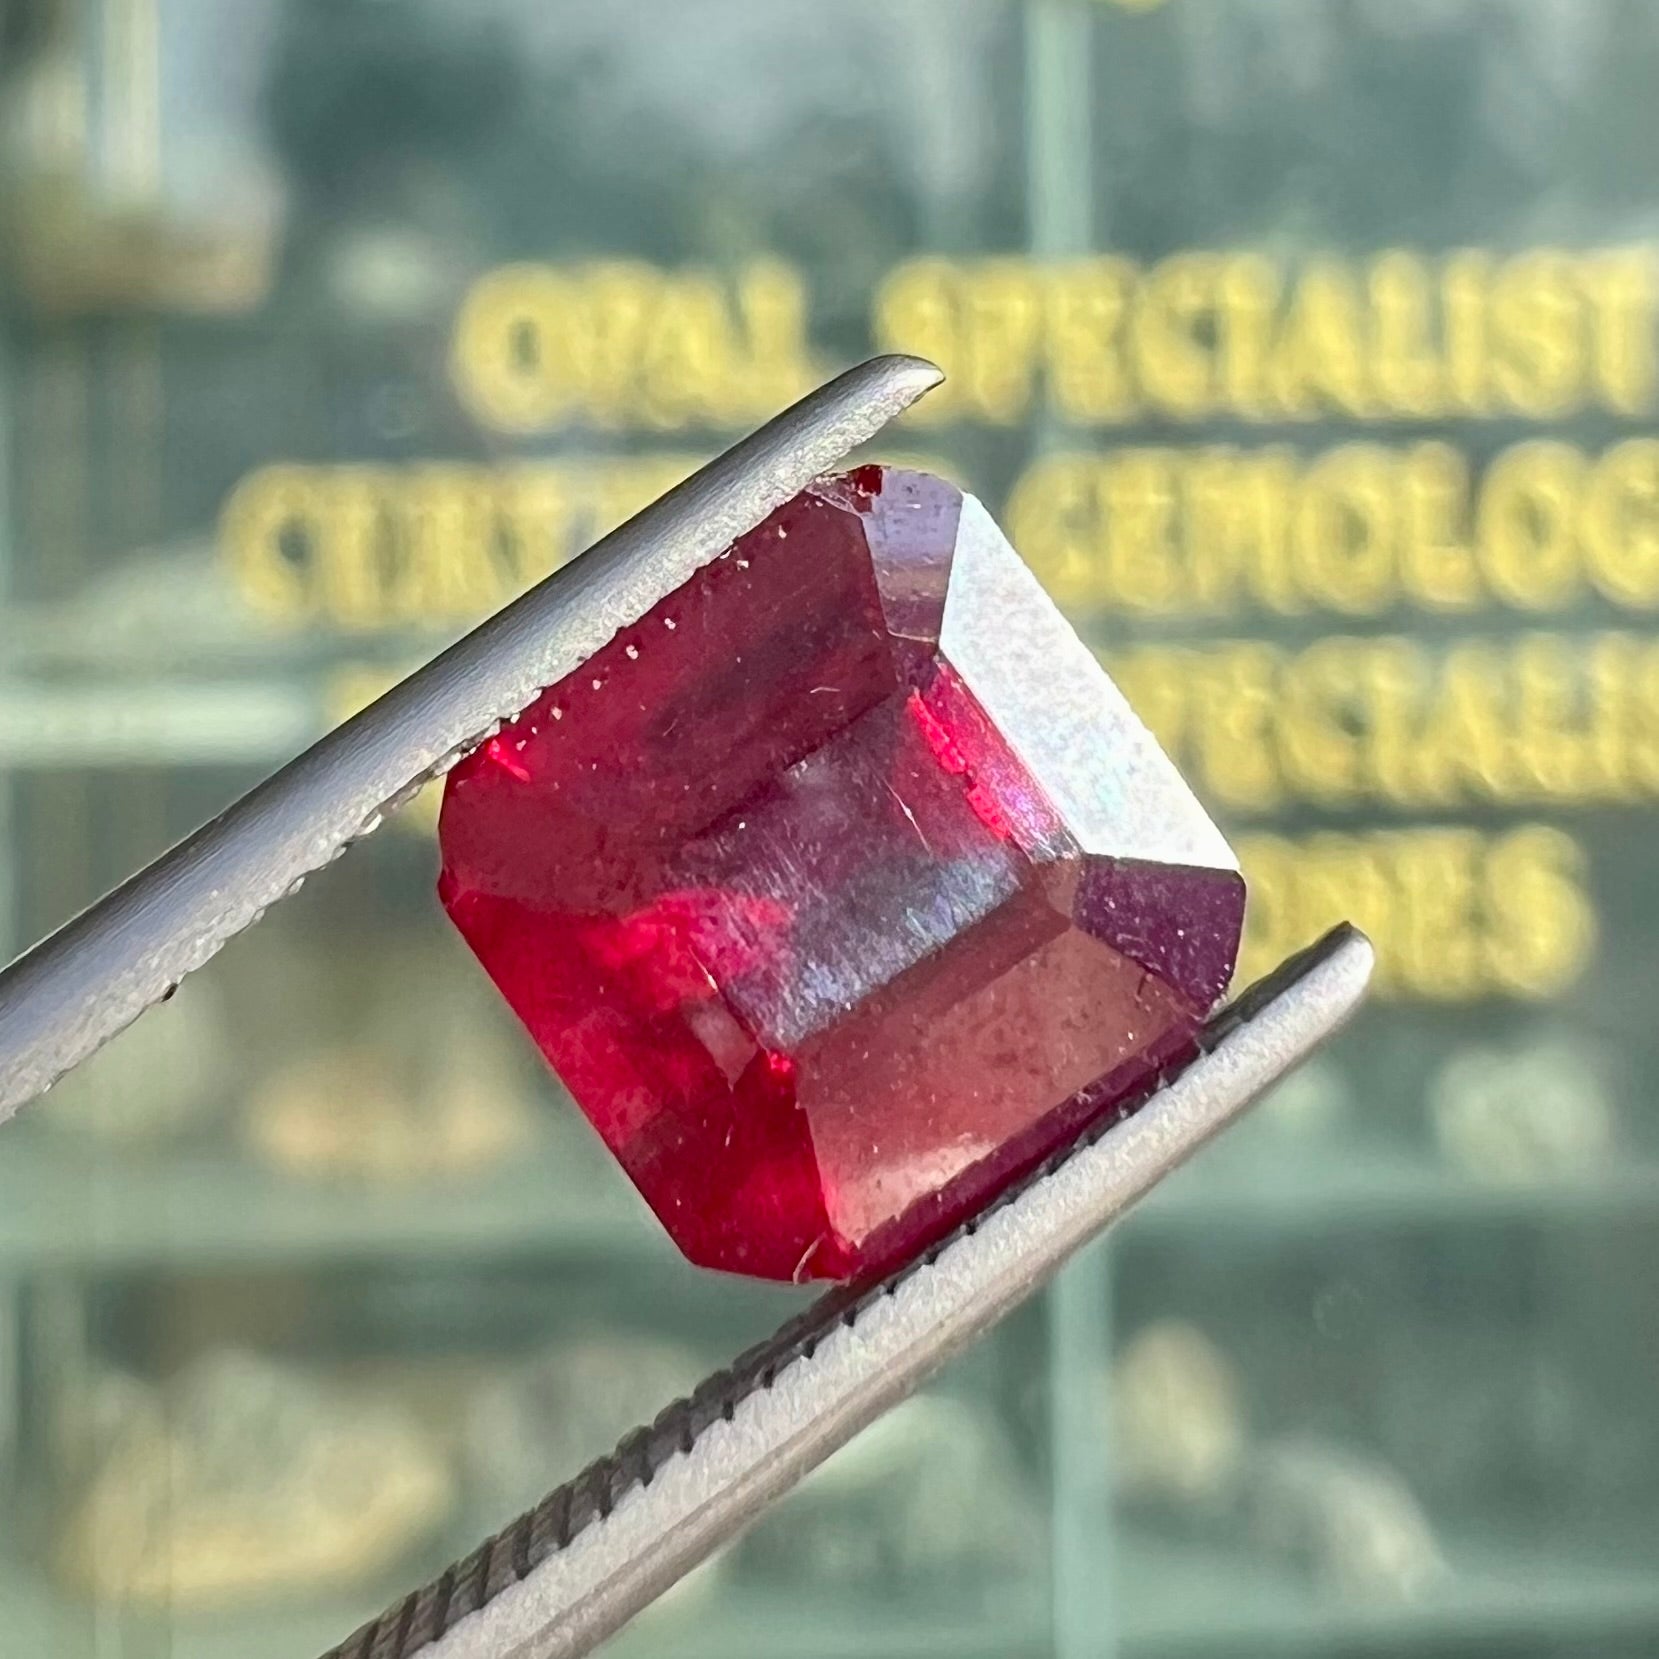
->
xmin=4 ymin=1130 xmax=1659 ymax=1272
xmin=0 ymin=680 xmax=318 ymax=767
xmin=607 ymin=1587 xmax=1049 ymax=1659
xmin=12 ymin=1533 xmax=1658 ymax=1658
xmin=2 ymin=1557 xmax=423 ymax=1659
xmin=1 ymin=1561 xmax=1047 ymax=1659
xmin=0 ymin=1128 xmax=660 ymax=1271
xmin=1133 ymin=1143 xmax=1659 ymax=1233
xmin=1119 ymin=1532 xmax=1659 ymax=1651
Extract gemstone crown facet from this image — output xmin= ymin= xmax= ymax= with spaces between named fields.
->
xmin=438 ymin=466 xmax=1245 ymax=1281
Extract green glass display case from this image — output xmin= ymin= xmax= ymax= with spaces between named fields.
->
xmin=3 ymin=3 xmax=1659 ymax=1656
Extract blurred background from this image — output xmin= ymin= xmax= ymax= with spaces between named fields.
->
xmin=3 ymin=0 xmax=1659 ymax=1656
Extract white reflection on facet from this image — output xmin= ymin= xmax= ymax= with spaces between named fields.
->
xmin=940 ymin=496 xmax=1238 ymax=876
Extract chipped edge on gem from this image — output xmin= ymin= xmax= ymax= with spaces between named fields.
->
xmin=317 ymin=923 xmax=1366 ymax=1659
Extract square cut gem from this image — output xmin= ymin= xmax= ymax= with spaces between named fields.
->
xmin=438 ymin=467 xmax=1244 ymax=1281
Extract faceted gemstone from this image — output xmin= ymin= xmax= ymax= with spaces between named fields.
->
xmin=438 ymin=467 xmax=1245 ymax=1282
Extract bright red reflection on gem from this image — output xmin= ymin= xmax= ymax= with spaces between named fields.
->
xmin=438 ymin=467 xmax=1244 ymax=1281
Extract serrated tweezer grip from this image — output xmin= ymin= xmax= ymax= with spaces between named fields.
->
xmin=0 ymin=356 xmax=944 ymax=1121
xmin=322 ymin=924 xmax=1373 ymax=1659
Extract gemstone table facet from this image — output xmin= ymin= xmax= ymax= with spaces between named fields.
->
xmin=437 ymin=466 xmax=1245 ymax=1281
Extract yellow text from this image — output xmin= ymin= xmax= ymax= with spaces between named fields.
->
xmin=1236 ymin=824 xmax=1594 ymax=1000
xmin=1014 ymin=439 xmax=1659 ymax=619
xmin=1111 ymin=630 xmax=1659 ymax=815
xmin=878 ymin=249 xmax=1655 ymax=425
xmin=220 ymin=454 xmax=704 ymax=628
xmin=451 ymin=261 xmax=815 ymax=433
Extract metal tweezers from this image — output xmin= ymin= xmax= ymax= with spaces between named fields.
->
xmin=0 ymin=356 xmax=1373 ymax=1659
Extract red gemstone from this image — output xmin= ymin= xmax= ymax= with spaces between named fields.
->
xmin=438 ymin=467 xmax=1244 ymax=1282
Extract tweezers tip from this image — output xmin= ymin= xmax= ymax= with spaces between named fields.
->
xmin=1304 ymin=921 xmax=1376 ymax=1028
xmin=1325 ymin=918 xmax=1376 ymax=978
xmin=861 ymin=351 xmax=946 ymax=408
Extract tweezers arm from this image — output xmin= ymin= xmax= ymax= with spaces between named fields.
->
xmin=0 ymin=355 xmax=943 ymax=1121
xmin=323 ymin=925 xmax=1374 ymax=1659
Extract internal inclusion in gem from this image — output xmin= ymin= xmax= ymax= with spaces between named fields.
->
xmin=438 ymin=467 xmax=1245 ymax=1282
